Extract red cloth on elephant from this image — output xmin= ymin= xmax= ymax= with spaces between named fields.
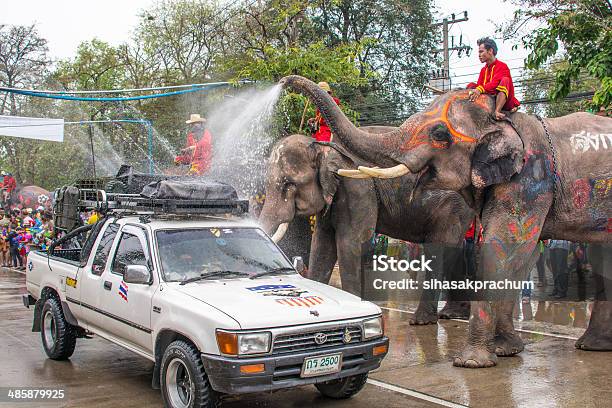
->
xmin=174 ymin=129 xmax=213 ymax=175
xmin=313 ymin=97 xmax=341 ymax=142
xmin=467 ymin=59 xmax=520 ymax=111
xmin=2 ymin=176 xmax=16 ymax=193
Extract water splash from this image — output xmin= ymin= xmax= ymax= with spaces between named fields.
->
xmin=202 ymin=84 xmax=283 ymax=198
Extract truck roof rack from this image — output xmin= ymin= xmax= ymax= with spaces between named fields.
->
xmin=79 ymin=189 xmax=249 ymax=216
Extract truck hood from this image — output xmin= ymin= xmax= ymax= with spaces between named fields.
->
xmin=169 ymin=275 xmax=380 ymax=329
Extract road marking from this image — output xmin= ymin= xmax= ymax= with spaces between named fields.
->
xmin=367 ymin=378 xmax=468 ymax=408
xmin=380 ymin=306 xmax=580 ymax=340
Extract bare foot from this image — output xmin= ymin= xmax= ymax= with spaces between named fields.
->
xmin=494 ymin=111 xmax=506 ymax=120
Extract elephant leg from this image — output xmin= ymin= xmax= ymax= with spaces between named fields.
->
xmin=453 ymin=300 xmax=497 ymax=368
xmin=453 ymin=192 xmax=549 ymax=368
xmin=494 ymin=299 xmax=524 ymax=356
xmin=334 ymin=221 xmax=372 ymax=296
xmin=307 ymin=218 xmax=338 ymax=284
xmin=411 ymin=245 xmax=445 ymax=325
xmin=576 ymin=244 xmax=612 ymax=350
xmin=440 ymin=245 xmax=471 ymax=320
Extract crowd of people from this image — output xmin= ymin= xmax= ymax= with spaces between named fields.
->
xmin=0 ymin=207 xmax=54 ymax=269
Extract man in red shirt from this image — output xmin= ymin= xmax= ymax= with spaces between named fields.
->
xmin=467 ymin=37 xmax=520 ymax=120
xmin=174 ymin=114 xmax=213 ymax=176
xmin=309 ymin=82 xmax=341 ymax=142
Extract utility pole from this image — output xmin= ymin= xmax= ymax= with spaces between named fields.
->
xmin=430 ymin=11 xmax=471 ymax=92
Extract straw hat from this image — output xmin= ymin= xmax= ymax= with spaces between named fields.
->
xmin=318 ymin=82 xmax=331 ymax=92
xmin=186 ymin=114 xmax=207 ymax=124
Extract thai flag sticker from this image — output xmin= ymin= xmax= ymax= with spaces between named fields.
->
xmin=118 ymin=281 xmax=128 ymax=302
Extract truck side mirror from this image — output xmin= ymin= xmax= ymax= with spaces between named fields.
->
xmin=124 ymin=265 xmax=151 ymax=284
xmin=292 ymin=256 xmax=304 ymax=274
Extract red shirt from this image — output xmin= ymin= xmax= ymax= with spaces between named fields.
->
xmin=313 ymin=97 xmax=341 ymax=142
xmin=174 ymin=129 xmax=213 ymax=175
xmin=2 ymin=176 xmax=16 ymax=193
xmin=467 ymin=59 xmax=520 ymax=111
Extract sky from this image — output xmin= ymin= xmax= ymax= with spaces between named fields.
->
xmin=2 ymin=0 xmax=530 ymax=85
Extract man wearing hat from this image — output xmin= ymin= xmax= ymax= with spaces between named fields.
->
xmin=174 ymin=114 xmax=213 ymax=175
xmin=308 ymin=82 xmax=341 ymax=143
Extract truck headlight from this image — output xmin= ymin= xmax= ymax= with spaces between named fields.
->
xmin=216 ymin=330 xmax=271 ymax=355
xmin=363 ymin=316 xmax=383 ymax=339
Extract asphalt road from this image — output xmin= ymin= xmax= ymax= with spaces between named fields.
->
xmin=1 ymin=267 xmax=611 ymax=407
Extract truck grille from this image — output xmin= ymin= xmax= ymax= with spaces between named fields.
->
xmin=272 ymin=325 xmax=362 ymax=354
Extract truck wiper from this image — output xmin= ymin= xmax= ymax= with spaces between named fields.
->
xmin=179 ymin=270 xmax=250 ymax=285
xmin=249 ymin=267 xmax=296 ymax=279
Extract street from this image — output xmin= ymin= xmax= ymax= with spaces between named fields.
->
xmin=1 ymin=267 xmax=611 ymax=408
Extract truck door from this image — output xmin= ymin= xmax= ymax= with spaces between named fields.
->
xmin=76 ymin=222 xmax=120 ymax=331
xmin=99 ymin=225 xmax=156 ymax=353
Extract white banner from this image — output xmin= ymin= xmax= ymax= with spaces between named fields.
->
xmin=0 ymin=115 xmax=64 ymax=142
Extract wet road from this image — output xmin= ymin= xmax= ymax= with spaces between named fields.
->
xmin=1 ymin=267 xmax=611 ymax=408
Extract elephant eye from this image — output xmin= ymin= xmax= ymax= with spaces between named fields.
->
xmin=430 ymin=124 xmax=450 ymax=143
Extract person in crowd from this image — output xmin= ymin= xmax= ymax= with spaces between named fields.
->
xmin=467 ymin=37 xmax=520 ymax=120
xmin=536 ymin=240 xmax=548 ymax=287
xmin=308 ymin=82 xmax=342 ymax=143
xmin=174 ymin=114 xmax=213 ymax=176
xmin=0 ymin=171 xmax=17 ymax=205
xmin=9 ymin=229 xmax=23 ymax=269
xmin=0 ymin=228 xmax=9 ymax=267
xmin=87 ymin=209 xmax=100 ymax=225
xmin=549 ymin=240 xmax=571 ymax=299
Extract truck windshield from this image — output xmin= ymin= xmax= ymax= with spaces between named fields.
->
xmin=156 ymin=227 xmax=295 ymax=282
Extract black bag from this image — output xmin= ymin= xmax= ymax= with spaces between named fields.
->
xmin=140 ymin=179 xmax=239 ymax=201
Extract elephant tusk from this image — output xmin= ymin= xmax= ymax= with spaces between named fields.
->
xmin=337 ymin=169 xmax=373 ymax=178
xmin=357 ymin=164 xmax=410 ymax=179
xmin=271 ymin=223 xmax=289 ymax=243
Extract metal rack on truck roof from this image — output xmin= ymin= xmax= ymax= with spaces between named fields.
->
xmin=79 ymin=189 xmax=249 ymax=216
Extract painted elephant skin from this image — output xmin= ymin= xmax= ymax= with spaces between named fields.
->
xmin=279 ymin=75 xmax=612 ymax=368
xmin=258 ymin=129 xmax=474 ymax=324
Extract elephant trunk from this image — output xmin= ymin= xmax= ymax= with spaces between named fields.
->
xmin=258 ymin=196 xmax=295 ymax=243
xmin=279 ymin=75 xmax=403 ymax=168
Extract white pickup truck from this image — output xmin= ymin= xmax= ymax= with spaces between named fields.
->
xmin=25 ymin=213 xmax=388 ymax=407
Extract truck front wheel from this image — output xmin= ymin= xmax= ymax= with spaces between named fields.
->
xmin=315 ymin=373 xmax=368 ymax=399
xmin=161 ymin=340 xmax=219 ymax=408
xmin=40 ymin=298 xmax=76 ymax=360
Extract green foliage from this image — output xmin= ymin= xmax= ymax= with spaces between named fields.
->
xmin=521 ymin=60 xmax=599 ymax=117
xmin=506 ymin=0 xmax=612 ymax=110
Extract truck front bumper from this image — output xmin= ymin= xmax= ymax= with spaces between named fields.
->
xmin=201 ymin=336 xmax=388 ymax=394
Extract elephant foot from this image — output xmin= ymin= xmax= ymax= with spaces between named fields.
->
xmin=439 ymin=301 xmax=470 ymax=320
xmin=409 ymin=308 xmax=438 ymax=325
xmin=494 ymin=331 xmax=524 ymax=356
xmin=575 ymin=328 xmax=612 ymax=351
xmin=453 ymin=345 xmax=497 ymax=368
xmin=575 ymin=301 xmax=612 ymax=351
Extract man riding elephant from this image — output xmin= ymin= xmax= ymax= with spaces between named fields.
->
xmin=258 ymin=127 xmax=475 ymax=324
xmin=279 ymin=75 xmax=612 ymax=368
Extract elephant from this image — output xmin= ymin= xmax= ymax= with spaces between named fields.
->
xmin=258 ymin=129 xmax=475 ymax=324
xmin=279 ymin=75 xmax=612 ymax=368
xmin=2 ymin=184 xmax=52 ymax=212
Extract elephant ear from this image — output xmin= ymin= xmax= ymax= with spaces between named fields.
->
xmin=318 ymin=150 xmax=346 ymax=206
xmin=471 ymin=121 xmax=525 ymax=189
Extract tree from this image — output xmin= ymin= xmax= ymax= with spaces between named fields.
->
xmin=0 ymin=24 xmax=51 ymax=183
xmin=521 ymin=60 xmax=600 ymax=117
xmin=502 ymin=0 xmax=612 ymax=111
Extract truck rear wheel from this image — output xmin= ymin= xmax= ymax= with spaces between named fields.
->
xmin=161 ymin=340 xmax=219 ymax=408
xmin=315 ymin=373 xmax=368 ymax=399
xmin=40 ymin=298 xmax=76 ymax=360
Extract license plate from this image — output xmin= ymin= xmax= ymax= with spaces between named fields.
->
xmin=301 ymin=353 xmax=342 ymax=378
